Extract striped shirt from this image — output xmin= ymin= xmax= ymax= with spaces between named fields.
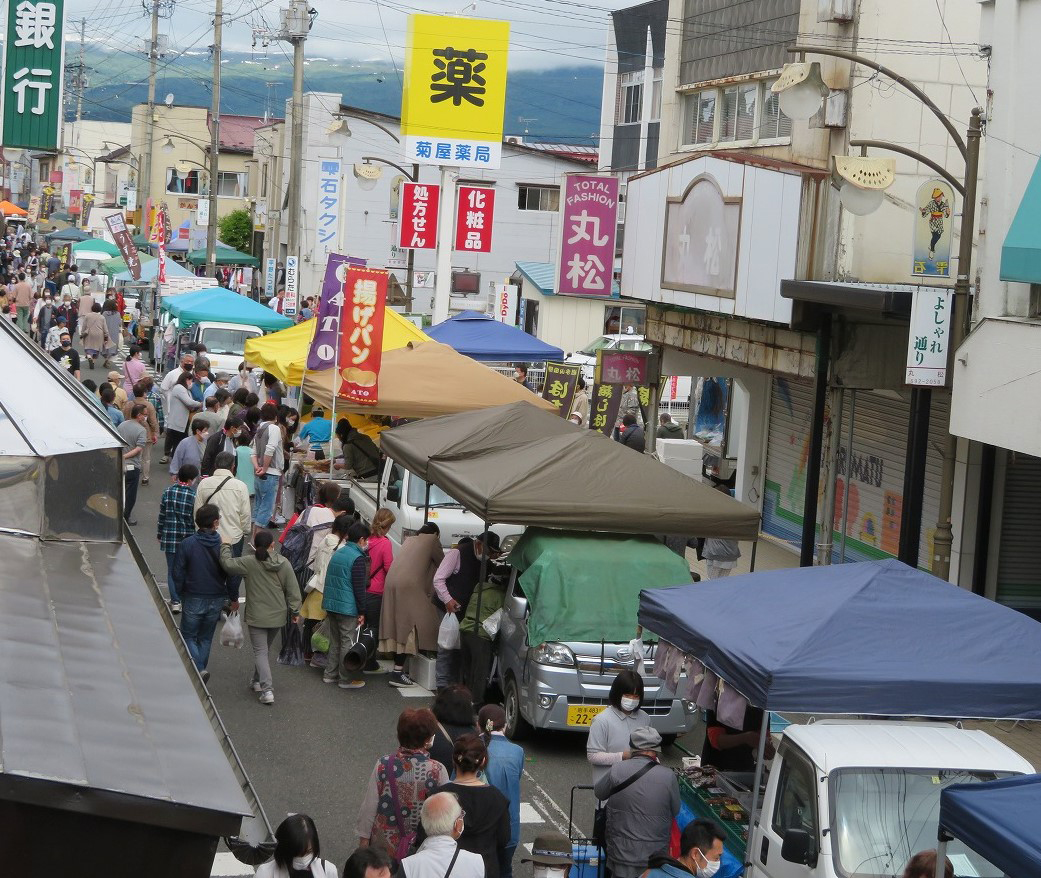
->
xmin=157 ymin=482 xmax=197 ymax=553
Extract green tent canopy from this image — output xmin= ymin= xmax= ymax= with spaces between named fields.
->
xmin=186 ymin=246 xmax=259 ymax=267
xmin=72 ymin=238 xmax=120 ymax=257
xmin=162 ymin=287 xmax=291 ymax=331
xmin=100 ymin=252 xmax=156 ymax=277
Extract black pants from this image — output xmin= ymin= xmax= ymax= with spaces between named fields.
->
xmin=165 ymin=427 xmax=186 ymax=458
xmin=364 ymin=592 xmax=382 ymax=669
xmin=123 ymin=468 xmax=141 ymax=520
xmin=460 ymin=630 xmax=495 ymax=705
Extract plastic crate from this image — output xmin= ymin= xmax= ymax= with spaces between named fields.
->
xmin=569 ymin=843 xmax=601 ymax=878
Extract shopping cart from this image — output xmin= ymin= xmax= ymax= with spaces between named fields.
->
xmin=568 ymin=785 xmax=604 ymax=878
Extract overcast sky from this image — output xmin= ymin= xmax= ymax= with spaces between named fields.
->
xmin=63 ymin=0 xmax=636 ymax=71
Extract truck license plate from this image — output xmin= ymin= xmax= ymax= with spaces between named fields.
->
xmin=567 ymin=705 xmax=606 ymax=727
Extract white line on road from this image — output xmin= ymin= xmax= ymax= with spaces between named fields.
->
xmin=211 ymin=851 xmax=254 ymax=876
xmin=523 ymin=767 xmax=574 ymax=836
xmin=519 ymin=802 xmax=544 ymax=824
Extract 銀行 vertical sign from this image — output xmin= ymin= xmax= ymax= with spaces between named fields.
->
xmin=338 ymin=266 xmax=389 ymax=406
xmin=398 ymin=182 xmax=440 ymax=249
xmin=454 ymin=185 xmax=494 ymax=252
xmin=556 ymin=174 xmax=619 ymax=296
xmin=401 ymin=14 xmax=509 ymax=170
xmin=906 ymin=287 xmax=954 ymax=387
xmin=317 ymin=159 xmax=342 ymax=253
xmin=1 ymin=0 xmax=67 ymax=151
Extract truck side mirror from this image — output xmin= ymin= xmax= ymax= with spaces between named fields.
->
xmin=507 ymin=595 xmax=527 ymax=621
xmin=780 ymin=829 xmax=816 ymax=867
xmin=386 ymin=483 xmax=400 ymax=503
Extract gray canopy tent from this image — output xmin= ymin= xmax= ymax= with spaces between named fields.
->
xmin=378 ymin=401 xmax=761 ymax=537
xmin=0 ymin=320 xmax=273 ymax=875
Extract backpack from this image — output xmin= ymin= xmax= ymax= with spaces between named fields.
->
xmin=282 ymin=506 xmax=333 ymax=587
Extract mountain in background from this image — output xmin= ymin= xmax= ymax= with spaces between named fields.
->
xmin=75 ymin=45 xmax=603 ymax=144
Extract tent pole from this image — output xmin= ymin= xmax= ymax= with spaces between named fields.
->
xmin=934 ymin=838 xmax=949 ymax=878
xmin=471 ymin=518 xmax=491 ymax=696
xmin=749 ymin=540 xmax=758 ymax=573
xmin=424 ymin=481 xmax=431 ymax=525
xmin=746 ymin=710 xmax=771 ymax=875
xmin=329 ymin=278 xmax=344 ymax=473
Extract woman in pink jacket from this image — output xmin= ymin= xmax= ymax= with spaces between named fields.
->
xmin=364 ymin=507 xmax=396 ymax=673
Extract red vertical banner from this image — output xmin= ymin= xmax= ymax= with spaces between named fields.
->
xmin=454 ymin=185 xmax=494 ymax=252
xmin=152 ymin=208 xmax=168 ymax=284
xmin=399 ymin=182 xmax=440 ymax=249
xmin=338 ymin=266 xmax=389 ymax=405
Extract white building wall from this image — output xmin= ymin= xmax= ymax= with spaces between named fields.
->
xmin=60 ymin=120 xmax=133 ymax=205
xmin=517 ymin=274 xmax=611 ymax=355
xmin=278 ymin=93 xmax=588 ymax=311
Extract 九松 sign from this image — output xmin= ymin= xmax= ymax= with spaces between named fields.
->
xmin=401 ymin=14 xmax=509 ymax=169
xmin=338 ymin=266 xmax=389 ymax=405
xmin=454 ymin=185 xmax=494 ymax=253
xmin=906 ymin=287 xmax=954 ymax=387
xmin=1 ymin=0 xmax=67 ymax=151
xmin=557 ymin=174 xmax=619 ymax=297
xmin=398 ymin=182 xmax=440 ymax=250
xmin=317 ymin=159 xmax=342 ymax=251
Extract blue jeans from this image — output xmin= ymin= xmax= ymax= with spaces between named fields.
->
xmin=180 ymin=595 xmax=226 ymax=670
xmin=253 ymin=473 xmax=278 ymax=527
xmin=165 ymin=550 xmax=182 ymax=604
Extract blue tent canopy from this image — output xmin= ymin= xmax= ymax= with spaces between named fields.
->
xmin=940 ymin=775 xmax=1041 ymax=878
xmin=113 ymin=257 xmax=195 ymax=282
xmin=426 ymin=311 xmax=563 ymax=363
xmin=162 ymin=288 xmax=292 ymax=331
xmin=637 ymin=558 xmax=1041 ymax=719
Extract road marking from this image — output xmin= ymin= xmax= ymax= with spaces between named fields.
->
xmin=522 ymin=767 xmax=573 ymax=835
xmin=519 ymin=802 xmax=544 ymax=824
xmin=396 ymin=684 xmax=434 ymax=698
xmin=211 ymin=851 xmax=254 ymax=876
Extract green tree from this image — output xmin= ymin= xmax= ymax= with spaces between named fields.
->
xmin=218 ymin=208 xmax=252 ymax=254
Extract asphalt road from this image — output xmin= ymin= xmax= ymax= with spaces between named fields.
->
xmin=80 ymin=354 xmax=704 ymax=874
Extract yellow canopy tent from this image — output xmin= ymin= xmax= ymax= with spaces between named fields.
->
xmin=243 ymin=310 xmax=430 ymax=387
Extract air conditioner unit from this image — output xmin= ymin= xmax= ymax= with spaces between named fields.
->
xmin=506 ymin=136 xmax=524 ymax=145
xmin=818 ymin=0 xmax=856 ymax=22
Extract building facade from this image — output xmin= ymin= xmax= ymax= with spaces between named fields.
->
xmin=619 ymin=0 xmax=986 ymax=579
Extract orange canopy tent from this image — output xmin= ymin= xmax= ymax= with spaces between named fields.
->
xmin=0 ymin=201 xmax=28 ymax=216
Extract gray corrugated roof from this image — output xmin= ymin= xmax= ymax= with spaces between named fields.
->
xmin=0 ymin=534 xmax=250 ymax=834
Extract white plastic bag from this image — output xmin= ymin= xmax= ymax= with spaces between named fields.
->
xmin=482 ymin=608 xmax=503 ymax=639
xmin=220 ymin=609 xmax=245 ymax=648
xmin=438 ymin=612 xmax=460 ymax=650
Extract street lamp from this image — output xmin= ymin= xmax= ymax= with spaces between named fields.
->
xmin=772 ymin=46 xmax=983 ymax=579
xmin=158 ymin=132 xmax=219 ymax=278
xmin=353 ymin=162 xmax=383 ymax=191
xmin=772 ymin=61 xmax=829 ymax=121
xmin=831 ymin=154 xmax=895 ymax=216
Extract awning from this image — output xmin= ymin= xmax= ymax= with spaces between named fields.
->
xmin=379 ymin=400 xmax=761 ymax=537
xmin=1001 ymin=154 xmax=1041 ymax=283
xmin=113 ymin=255 xmax=194 ymax=282
xmin=638 ymin=558 xmax=1041 ymax=718
xmin=186 ymin=246 xmax=260 ymax=267
xmin=163 ymin=288 xmax=293 ymax=331
xmin=426 ymin=310 xmax=564 ymax=362
xmin=301 ymin=342 xmax=557 ymax=419
xmin=72 ymin=238 xmax=119 ymax=257
xmin=939 ymin=775 xmax=1041 ymax=878
xmin=243 ymin=311 xmax=430 ymax=386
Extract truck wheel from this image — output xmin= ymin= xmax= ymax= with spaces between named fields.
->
xmin=660 ymin=733 xmax=677 ymax=748
xmin=504 ymin=676 xmax=532 ymax=741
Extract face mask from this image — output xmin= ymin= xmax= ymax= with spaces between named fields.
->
xmin=292 ymin=854 xmax=315 ymax=870
xmin=620 ymin=696 xmax=640 ymax=713
xmin=693 ymin=851 xmax=720 ymax=878
xmin=200 ymin=432 xmax=210 ymax=441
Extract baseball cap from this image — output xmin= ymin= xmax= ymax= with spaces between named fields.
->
xmin=630 ymin=726 xmax=663 ymax=752
xmin=521 ymin=832 xmax=574 ymax=866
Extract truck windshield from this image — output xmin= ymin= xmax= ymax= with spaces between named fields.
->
xmin=407 ymin=476 xmax=463 ymax=509
xmin=199 ymin=327 xmax=260 ymax=357
xmin=831 ymin=768 xmax=1011 ymax=878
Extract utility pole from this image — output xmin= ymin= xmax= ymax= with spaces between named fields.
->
xmin=139 ymin=0 xmax=162 ymax=230
xmin=206 ymin=0 xmax=222 ymax=278
xmin=75 ymin=18 xmax=86 ymax=123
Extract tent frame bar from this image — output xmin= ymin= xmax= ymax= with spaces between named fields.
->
xmin=746 ymin=710 xmax=770 ymax=874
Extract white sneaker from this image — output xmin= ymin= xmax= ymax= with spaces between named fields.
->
xmin=250 ymin=680 xmax=262 ymax=692
xmin=259 ymin=690 xmax=274 ymax=705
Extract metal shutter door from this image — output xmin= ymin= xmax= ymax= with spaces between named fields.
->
xmin=996 ymin=452 xmax=1041 ymax=614
xmin=763 ymin=376 xmax=816 ymax=550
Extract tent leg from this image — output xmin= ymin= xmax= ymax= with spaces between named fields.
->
xmin=934 ymin=839 xmax=949 ymax=878
xmin=745 ymin=710 xmax=771 ymax=875
xmin=424 ymin=482 xmax=431 ymax=525
xmin=750 ymin=540 xmax=758 ymax=573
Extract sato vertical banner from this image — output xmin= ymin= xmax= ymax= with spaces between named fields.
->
xmin=338 ymin=266 xmax=389 ymax=405
xmin=398 ymin=181 xmax=440 ymax=249
xmin=1 ymin=0 xmax=67 ymax=150
xmin=589 ymin=382 xmax=621 ymax=436
xmin=401 ymin=14 xmax=509 ymax=169
xmin=454 ymin=185 xmax=494 ymax=252
xmin=541 ymin=362 xmax=581 ymax=417
xmin=105 ymin=212 xmax=142 ymax=281
xmin=556 ymin=174 xmax=619 ymax=296
xmin=307 ymin=253 xmax=366 ymax=371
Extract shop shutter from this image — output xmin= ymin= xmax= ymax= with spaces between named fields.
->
xmin=996 ymin=452 xmax=1041 ymax=615
xmin=762 ymin=377 xmax=816 ymax=550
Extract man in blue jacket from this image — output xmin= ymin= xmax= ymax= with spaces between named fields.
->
xmin=174 ymin=503 xmax=239 ymax=679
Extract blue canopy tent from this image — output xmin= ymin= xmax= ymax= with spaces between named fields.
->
xmin=162 ymin=288 xmax=292 ymax=331
xmin=938 ymin=775 xmax=1041 ymax=878
xmin=426 ymin=310 xmax=564 ymax=362
xmin=113 ymin=256 xmax=195 ymax=283
xmin=637 ymin=558 xmax=1041 ymax=719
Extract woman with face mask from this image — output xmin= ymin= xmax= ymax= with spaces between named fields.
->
xmin=255 ymin=812 xmax=339 ymax=877
xmin=586 ymin=669 xmax=652 ymax=784
xmin=355 ymin=708 xmax=448 ymax=858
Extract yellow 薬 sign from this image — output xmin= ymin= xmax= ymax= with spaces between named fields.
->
xmin=401 ymin=14 xmax=509 ymax=170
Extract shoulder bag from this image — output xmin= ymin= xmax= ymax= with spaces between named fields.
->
xmin=593 ymin=759 xmax=657 ymax=849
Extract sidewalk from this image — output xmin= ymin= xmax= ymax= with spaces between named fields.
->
xmin=686 ymin=534 xmax=799 ymax=580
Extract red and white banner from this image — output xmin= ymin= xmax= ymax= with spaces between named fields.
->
xmin=454 ymin=185 xmax=494 ymax=253
xmin=338 ymin=266 xmax=389 ymax=405
xmin=398 ymin=182 xmax=440 ymax=250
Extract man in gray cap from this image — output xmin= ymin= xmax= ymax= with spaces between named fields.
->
xmin=593 ymin=726 xmax=680 ymax=878
xmin=521 ymin=831 xmax=574 ymax=878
